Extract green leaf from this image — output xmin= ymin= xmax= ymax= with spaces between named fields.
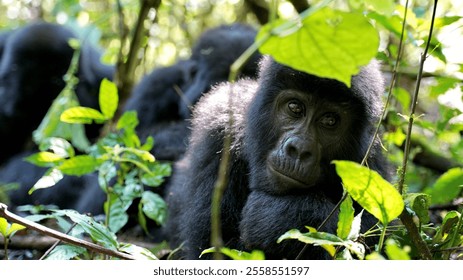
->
xmin=0 ymin=217 xmax=8 ymax=236
xmin=58 ymin=155 xmax=102 ymax=176
xmin=404 ymin=193 xmax=431 ymax=224
xmin=105 ymin=192 xmax=130 ymax=234
xmin=364 ymin=0 xmax=395 ymax=15
xmin=433 ymin=211 xmax=460 ymax=243
xmin=385 ymin=239 xmax=410 ymax=260
xmin=99 ymin=79 xmax=119 ymax=119
xmin=278 ymin=228 xmax=340 ymax=257
xmin=53 ymin=209 xmax=118 ymax=250
xmin=117 ymin=111 xmax=139 ymax=131
xmin=200 ymin=247 xmax=265 ymax=260
xmin=25 ymin=152 xmax=65 ymax=167
xmin=368 ymin=13 xmax=404 ymax=37
xmin=118 ymin=243 xmax=158 ymax=260
xmin=28 ymin=168 xmax=64 ymax=194
xmin=38 ymin=137 xmax=75 ymax=158
xmin=45 ymin=244 xmax=87 ymax=260
xmin=424 ymin=168 xmax=463 ymax=205
xmin=142 ymin=163 xmax=172 ymax=187
xmin=333 ymin=160 xmax=404 ymax=225
xmin=0 ymin=217 xmax=26 ymax=237
xmin=32 ymin=86 xmax=87 ymax=148
xmin=393 ymin=87 xmax=411 ymax=113
xmin=140 ymin=191 xmax=167 ymax=226
xmin=141 ymin=136 xmax=154 ymax=151
xmin=61 ymin=106 xmax=107 ymax=124
xmin=258 ymin=7 xmax=379 ymax=87
xmin=337 ymin=195 xmax=354 ymax=239
xmin=123 ymin=147 xmax=155 ymax=162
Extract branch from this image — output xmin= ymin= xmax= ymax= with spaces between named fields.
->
xmin=114 ymin=0 xmax=162 ymax=118
xmin=396 ymin=0 xmax=439 ymax=260
xmin=0 ymin=203 xmax=135 ymax=260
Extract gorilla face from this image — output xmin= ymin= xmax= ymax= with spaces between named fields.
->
xmin=245 ymin=59 xmax=367 ymax=196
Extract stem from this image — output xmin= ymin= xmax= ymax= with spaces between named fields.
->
xmin=3 ymin=237 xmax=8 ymax=260
xmin=377 ymin=224 xmax=387 ymax=253
xmin=361 ymin=0 xmax=409 ymax=166
xmin=395 ymin=0 xmax=438 ymax=260
xmin=0 ymin=203 xmax=135 ymax=260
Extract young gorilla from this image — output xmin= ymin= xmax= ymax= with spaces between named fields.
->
xmin=165 ymin=56 xmax=389 ymax=259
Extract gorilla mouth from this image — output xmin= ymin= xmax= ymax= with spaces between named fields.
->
xmin=267 ymin=163 xmax=313 ymax=189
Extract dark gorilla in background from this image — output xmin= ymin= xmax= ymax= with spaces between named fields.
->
xmin=165 ymin=56 xmax=389 ymax=259
xmin=178 ymin=24 xmax=261 ymax=119
xmin=0 ymin=21 xmax=113 ymax=164
xmin=123 ymin=59 xmax=197 ymax=161
xmin=124 ymin=23 xmax=261 ymax=162
xmin=0 ymin=22 xmax=113 ymax=211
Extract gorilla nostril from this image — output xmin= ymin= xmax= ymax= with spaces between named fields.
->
xmin=284 ymin=138 xmax=311 ymax=160
xmin=285 ymin=145 xmax=298 ymax=158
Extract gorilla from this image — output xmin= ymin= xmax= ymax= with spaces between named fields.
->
xmin=124 ymin=23 xmax=261 ymax=162
xmin=0 ymin=22 xmax=112 ymax=212
xmin=178 ymin=23 xmax=261 ymax=119
xmin=0 ymin=21 xmax=113 ymax=164
xmin=164 ymin=56 xmax=390 ymax=259
xmin=123 ymin=59 xmax=197 ymax=161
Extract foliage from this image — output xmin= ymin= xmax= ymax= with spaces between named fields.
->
xmin=21 ymin=77 xmax=170 ymax=259
xmin=0 ymin=217 xmax=26 ymax=260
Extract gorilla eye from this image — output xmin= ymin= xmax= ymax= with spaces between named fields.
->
xmin=287 ymin=100 xmax=305 ymax=117
xmin=319 ymin=113 xmax=339 ymax=128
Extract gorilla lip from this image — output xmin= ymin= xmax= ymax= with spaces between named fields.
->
xmin=267 ymin=164 xmax=312 ymax=189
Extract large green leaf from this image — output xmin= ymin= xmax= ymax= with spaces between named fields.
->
xmin=58 ymin=155 xmax=102 ymax=176
xmin=424 ymin=168 xmax=463 ymax=205
xmin=333 ymin=160 xmax=404 ymax=225
xmin=99 ymin=79 xmax=119 ymax=119
xmin=53 ymin=209 xmax=118 ymax=250
xmin=45 ymin=244 xmax=87 ymax=260
xmin=140 ymin=191 xmax=167 ymax=226
xmin=258 ymin=7 xmax=379 ymax=86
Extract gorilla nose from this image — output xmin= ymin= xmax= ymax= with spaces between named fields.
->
xmin=284 ymin=137 xmax=312 ymax=161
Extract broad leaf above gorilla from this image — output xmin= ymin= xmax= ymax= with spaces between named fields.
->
xmin=165 ymin=56 xmax=390 ymax=259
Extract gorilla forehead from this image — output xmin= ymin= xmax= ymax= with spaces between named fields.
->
xmin=256 ymin=56 xmax=384 ymax=122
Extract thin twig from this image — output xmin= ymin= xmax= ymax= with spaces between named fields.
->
xmin=396 ymin=0 xmax=440 ymax=260
xmin=0 ymin=203 xmax=135 ymax=260
xmin=39 ymin=223 xmax=77 ymax=260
